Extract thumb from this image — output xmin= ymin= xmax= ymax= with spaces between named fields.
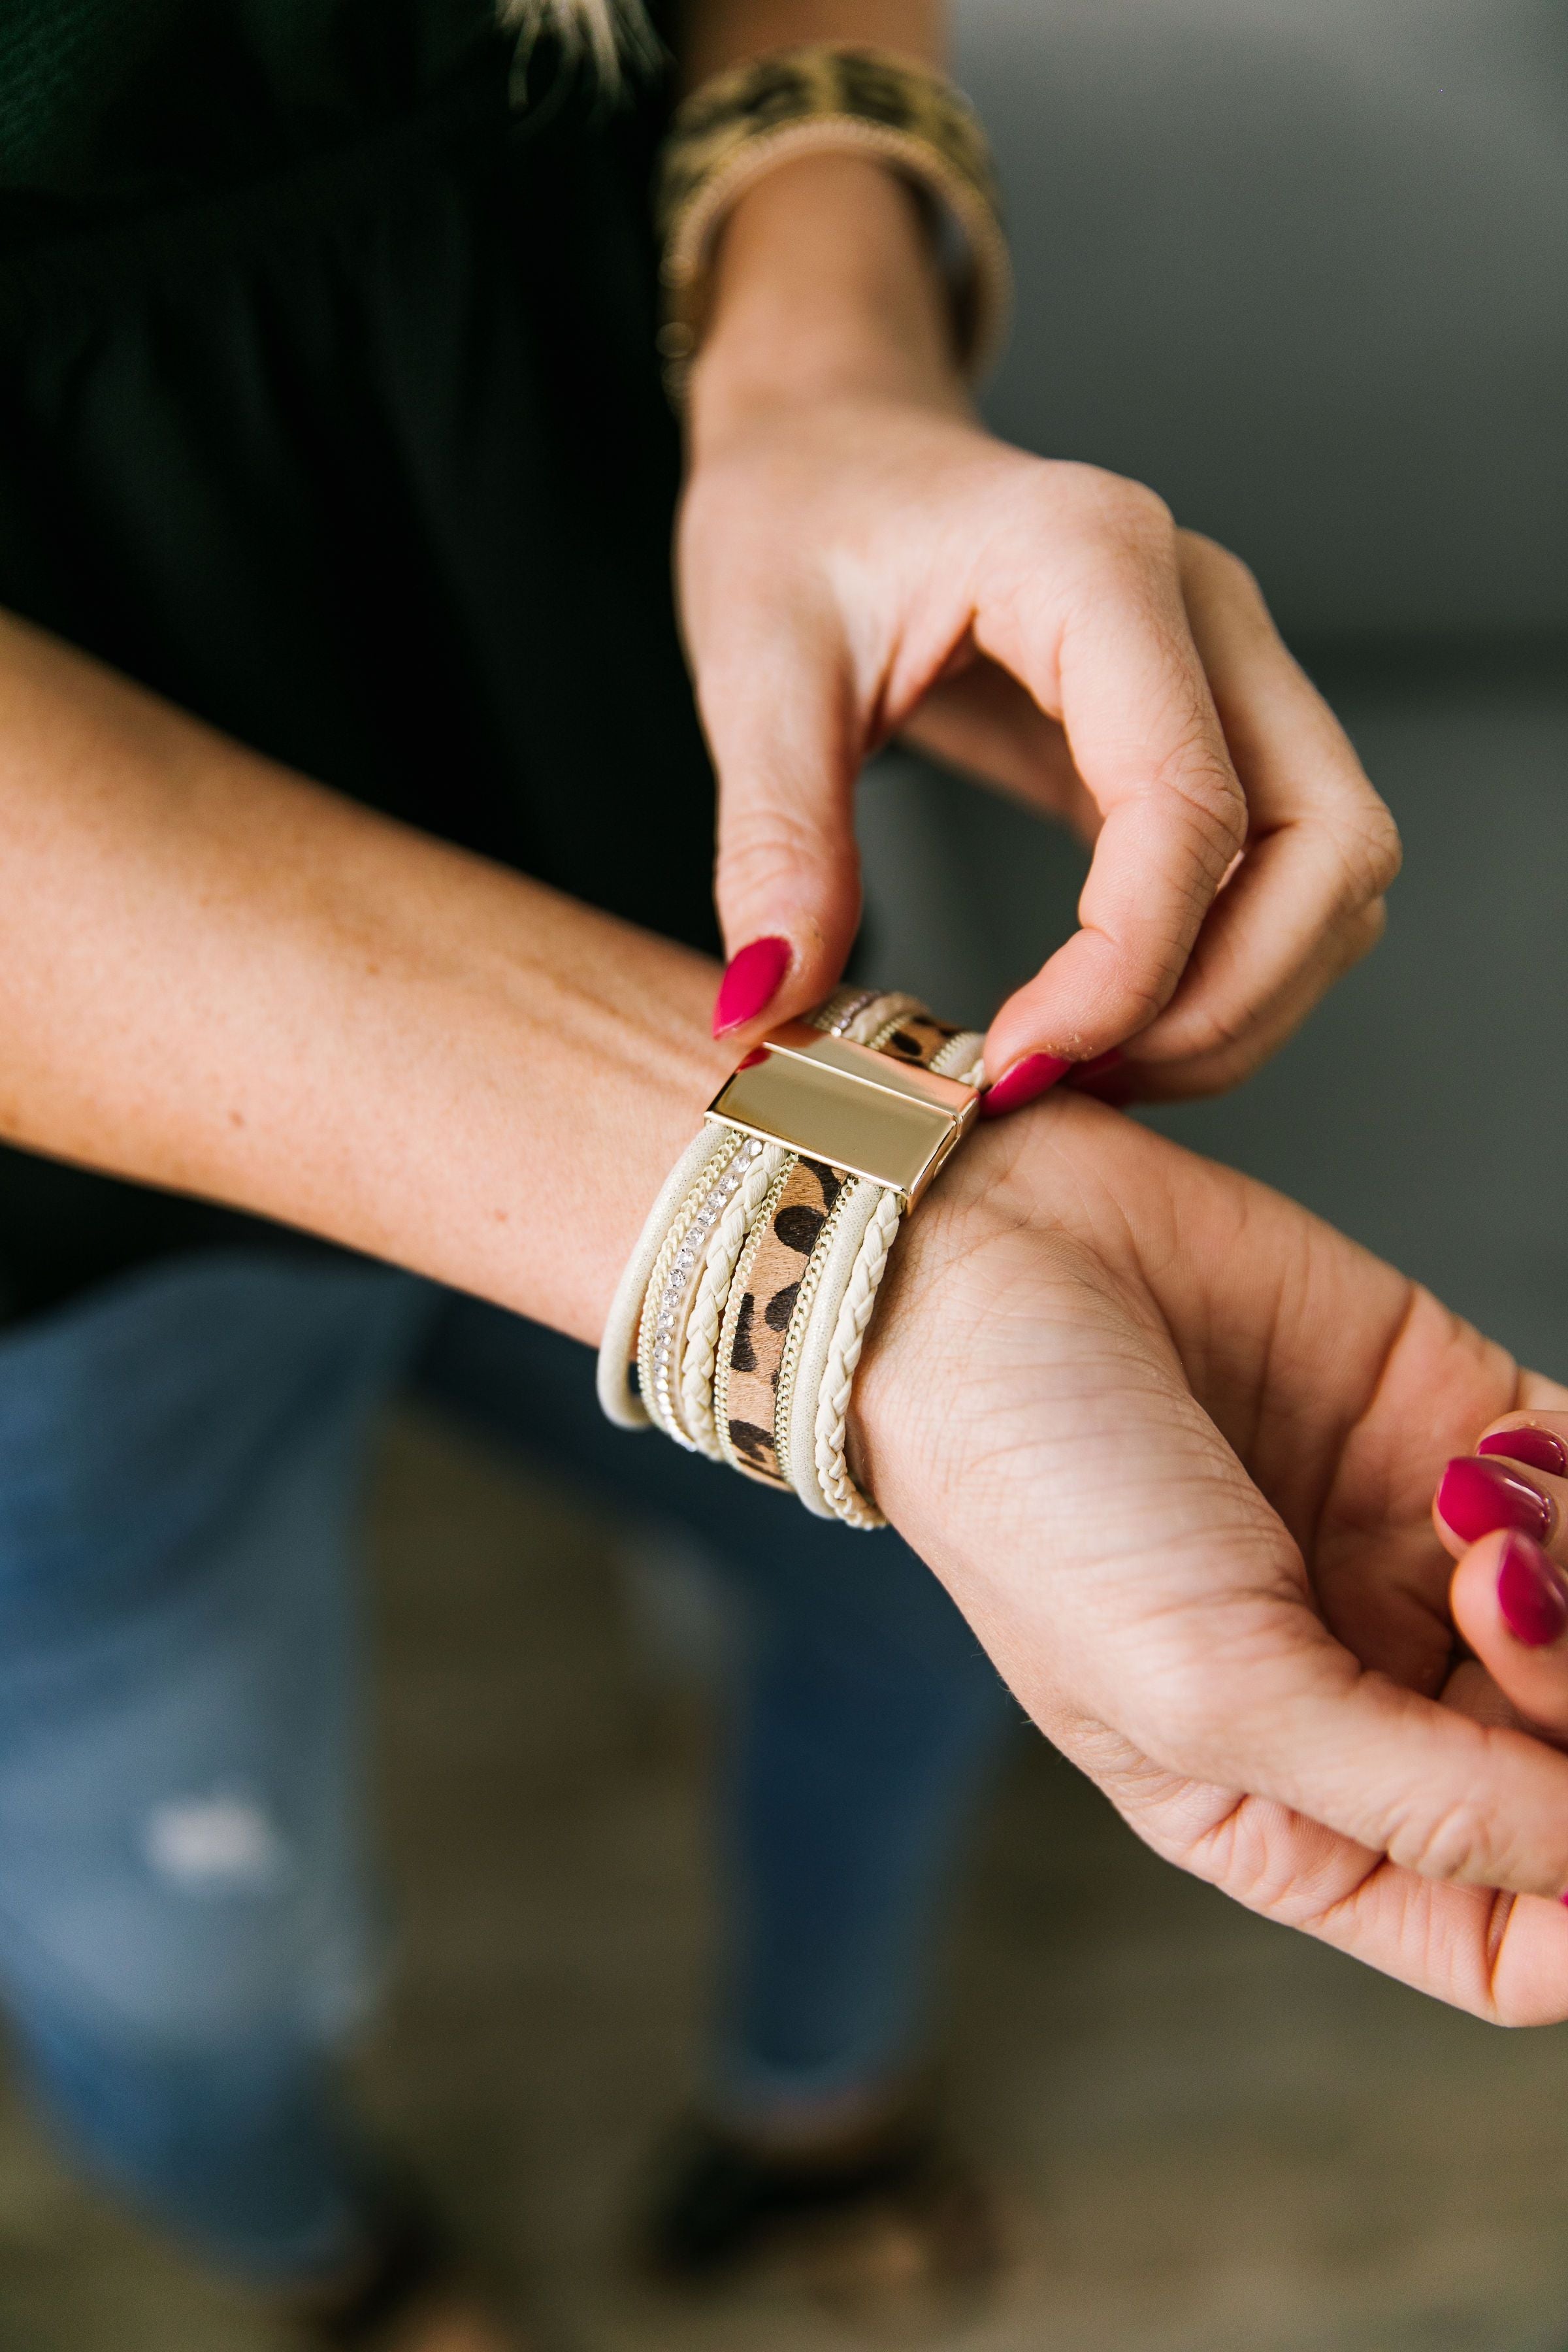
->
xmin=698 ymin=606 xmax=865 ymax=1041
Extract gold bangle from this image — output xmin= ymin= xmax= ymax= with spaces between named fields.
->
xmin=655 ymin=44 xmax=1012 ymax=399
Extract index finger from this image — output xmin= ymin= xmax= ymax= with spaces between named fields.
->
xmin=975 ymin=505 xmax=1248 ymax=1079
xmin=1115 ymin=1745 xmax=1568 ymax=2025
xmin=1081 ymin=1600 xmax=1568 ymax=2022
xmin=1107 ymin=1586 xmax=1568 ymax=1915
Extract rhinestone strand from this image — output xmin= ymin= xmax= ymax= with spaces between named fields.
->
xmin=636 ymin=1145 xmax=734 ymax=1446
xmin=647 ymin=1136 xmax=764 ymax=1445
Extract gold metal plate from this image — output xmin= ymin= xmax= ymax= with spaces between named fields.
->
xmin=706 ymin=1021 xmax=979 ymax=1209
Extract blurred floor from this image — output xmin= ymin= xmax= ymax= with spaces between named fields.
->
xmin=4 ymin=659 xmax=1568 ymax=2352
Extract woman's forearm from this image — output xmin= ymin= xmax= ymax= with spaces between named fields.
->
xmin=0 ymin=612 xmax=731 ymax=1342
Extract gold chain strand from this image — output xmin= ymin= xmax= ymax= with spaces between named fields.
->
xmin=772 ymin=1171 xmax=860 ymax=1491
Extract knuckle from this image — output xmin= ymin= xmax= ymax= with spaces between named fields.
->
xmin=1101 ymin=966 xmax=1182 ymax=1037
xmin=715 ymin=800 xmax=857 ymax=930
xmin=1103 ymin=474 xmax=1175 ymax=542
xmin=1130 ymin=1640 xmax=1234 ymax=1757
xmin=1179 ymin=529 xmax=1264 ymax=607
xmin=1388 ymin=1799 xmax=1496 ymax=1886
xmin=717 ymin=819 xmax=825 ymax=902
xmin=1360 ymin=804 xmax=1404 ymax=896
xmin=1322 ymin=802 xmax=1403 ymax=919
xmin=1151 ymin=742 xmax=1250 ymax=871
xmin=1037 ymin=465 xmax=1175 ymax=561
xmin=1196 ymin=1810 xmax=1302 ymax=1919
xmin=1076 ymin=912 xmax=1189 ymax=1030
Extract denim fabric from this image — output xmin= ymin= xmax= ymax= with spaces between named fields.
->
xmin=0 ymin=1249 xmax=1011 ymax=2280
xmin=0 ymin=1250 xmax=429 ymax=2276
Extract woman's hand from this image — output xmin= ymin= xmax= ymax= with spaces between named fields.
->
xmin=853 ymin=1092 xmax=1568 ymax=2022
xmin=681 ymin=156 xmax=1399 ymax=1102
xmin=16 ymin=592 xmax=1547 ymax=2027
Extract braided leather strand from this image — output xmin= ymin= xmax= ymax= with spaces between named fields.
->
xmin=931 ymin=1029 xmax=986 ymax=1086
xmin=813 ymin=1183 xmax=904 ymax=1527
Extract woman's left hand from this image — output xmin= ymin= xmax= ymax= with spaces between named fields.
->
xmin=679 ymin=157 xmax=1400 ymax=1103
xmin=853 ymin=1090 xmax=1568 ymax=2025
xmin=1433 ymin=1418 xmax=1568 ymax=1744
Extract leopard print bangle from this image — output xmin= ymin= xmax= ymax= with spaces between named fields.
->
xmin=655 ymin=44 xmax=1011 ymax=399
xmin=598 ymin=987 xmax=984 ymax=1527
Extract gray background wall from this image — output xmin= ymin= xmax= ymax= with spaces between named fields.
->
xmin=956 ymin=0 xmax=1568 ymax=642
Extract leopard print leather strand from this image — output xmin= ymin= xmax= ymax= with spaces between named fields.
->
xmin=719 ymin=1154 xmax=847 ymax=1486
xmin=656 ymin=45 xmax=1011 ymax=396
xmin=717 ymin=1009 xmax=969 ymax=1494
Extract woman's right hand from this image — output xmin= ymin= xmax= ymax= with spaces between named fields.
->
xmin=854 ymin=1094 xmax=1568 ymax=2023
xmin=682 ymin=157 xmax=1399 ymax=1107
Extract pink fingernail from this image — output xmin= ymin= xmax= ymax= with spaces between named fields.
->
xmin=713 ymin=937 xmax=791 ymax=1037
xmin=1478 ymin=1426 xmax=1568 ymax=1478
xmin=1495 ymin=1530 xmax=1568 ymax=1648
xmin=979 ymin=1051 xmax=1074 ymax=1120
xmin=1437 ymin=1456 xmax=1554 ymax=1545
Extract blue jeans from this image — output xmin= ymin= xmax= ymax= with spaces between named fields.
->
xmin=0 ymin=1251 xmax=1011 ymax=2283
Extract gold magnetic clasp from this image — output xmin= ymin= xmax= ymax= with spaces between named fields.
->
xmin=706 ymin=1021 xmax=980 ymax=1211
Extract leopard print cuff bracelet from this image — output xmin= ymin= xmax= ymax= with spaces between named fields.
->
xmin=655 ymin=44 xmax=1011 ymax=401
xmin=596 ymin=988 xmax=984 ymax=1527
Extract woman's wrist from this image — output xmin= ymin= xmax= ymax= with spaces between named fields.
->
xmin=847 ymin=1117 xmax=1031 ymax=1527
xmin=687 ymin=152 xmax=970 ymax=453
xmin=848 ymin=1099 xmax=1137 ymax=1563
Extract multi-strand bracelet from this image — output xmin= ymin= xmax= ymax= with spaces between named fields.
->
xmin=655 ymin=44 xmax=1011 ymax=400
xmin=597 ymin=987 xmax=984 ymax=1528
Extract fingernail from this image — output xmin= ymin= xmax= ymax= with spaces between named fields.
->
xmin=1496 ymin=1529 xmax=1568 ymax=1648
xmin=713 ymin=937 xmax=791 ymax=1037
xmin=1437 ymin=1455 xmax=1554 ymax=1545
xmin=1074 ymin=1049 xmax=1124 ymax=1079
xmin=979 ymin=1051 xmax=1074 ymax=1120
xmin=1478 ymin=1426 xmax=1568 ymax=1478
